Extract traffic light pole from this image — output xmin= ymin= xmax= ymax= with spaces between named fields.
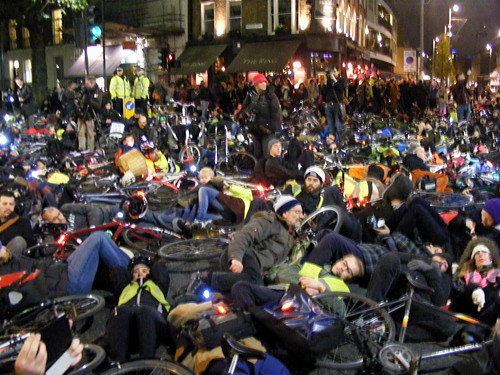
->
xmin=101 ymin=0 xmax=106 ymax=87
xmin=83 ymin=10 xmax=89 ymax=77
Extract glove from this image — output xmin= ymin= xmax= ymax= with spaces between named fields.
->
xmin=121 ymin=171 xmax=136 ymax=186
xmin=407 ymin=259 xmax=433 ymax=272
xmin=471 ymin=288 xmax=485 ymax=312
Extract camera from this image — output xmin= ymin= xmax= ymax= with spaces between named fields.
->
xmin=368 ymin=215 xmax=385 ymax=229
xmin=38 ymin=314 xmax=72 ymax=366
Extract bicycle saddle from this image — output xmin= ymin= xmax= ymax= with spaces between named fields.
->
xmin=221 ymin=333 xmax=266 ymax=361
xmin=403 ymin=272 xmax=434 ymax=294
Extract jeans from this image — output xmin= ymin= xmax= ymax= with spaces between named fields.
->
xmin=457 ymin=104 xmax=470 ymax=123
xmin=325 ymin=103 xmax=344 ymax=135
xmin=140 ymin=209 xmax=177 ymax=230
xmin=67 ymin=232 xmax=131 ymax=294
xmin=197 ymin=186 xmax=224 ymax=221
xmin=366 ymin=253 xmax=402 ymax=302
xmin=231 ymin=281 xmax=284 ymax=311
xmin=210 ymin=251 xmax=263 ymax=293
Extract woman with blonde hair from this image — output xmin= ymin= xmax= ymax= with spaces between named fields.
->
xmin=450 ymin=237 xmax=499 ymax=341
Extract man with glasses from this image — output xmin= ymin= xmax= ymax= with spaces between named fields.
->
xmin=202 ymin=195 xmax=304 ymax=293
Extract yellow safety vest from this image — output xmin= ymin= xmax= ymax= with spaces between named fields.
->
xmin=109 ymin=75 xmax=131 ymax=99
xmin=284 ymin=181 xmax=324 ymax=211
xmin=133 ymin=75 xmax=150 ymax=99
xmin=118 ymin=279 xmax=171 ymax=312
xmin=335 ymin=172 xmax=370 ymax=198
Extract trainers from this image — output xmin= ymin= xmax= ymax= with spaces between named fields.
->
xmin=193 ymin=219 xmax=213 ymax=229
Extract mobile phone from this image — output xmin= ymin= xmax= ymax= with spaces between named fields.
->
xmin=368 ymin=215 xmax=385 ymax=229
xmin=37 ymin=314 xmax=72 ymax=367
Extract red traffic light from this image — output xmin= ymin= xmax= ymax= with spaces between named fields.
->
xmin=167 ymin=53 xmax=175 ymax=61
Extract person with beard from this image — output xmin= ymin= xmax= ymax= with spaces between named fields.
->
xmin=77 ymin=76 xmax=102 ymax=152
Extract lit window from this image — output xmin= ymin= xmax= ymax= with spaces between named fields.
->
xmin=201 ymin=2 xmax=215 ymax=37
xmin=228 ymin=0 xmax=241 ymax=34
xmin=52 ymin=9 xmax=63 ymax=45
xmin=22 ymin=27 xmax=30 ymax=48
xmin=25 ymin=59 xmax=32 ymax=83
xmin=269 ymin=0 xmax=299 ymax=34
xmin=9 ymin=20 xmax=17 ymax=49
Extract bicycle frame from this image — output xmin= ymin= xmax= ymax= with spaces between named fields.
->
xmin=52 ymin=219 xmax=181 ymax=259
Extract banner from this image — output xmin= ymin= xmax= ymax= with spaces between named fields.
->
xmin=404 ymin=50 xmax=416 ymax=73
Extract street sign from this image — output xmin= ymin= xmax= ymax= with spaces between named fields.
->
xmin=123 ymin=98 xmax=135 ymax=119
xmin=404 ymin=50 xmax=416 ymax=73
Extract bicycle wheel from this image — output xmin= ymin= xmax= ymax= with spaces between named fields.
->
xmin=298 ymin=205 xmax=344 ymax=233
xmin=158 ymin=237 xmax=227 ymax=261
xmin=413 ymin=192 xmax=473 ymax=211
xmin=122 ymin=227 xmax=179 ymax=256
xmin=178 ymin=145 xmax=201 ymax=165
xmin=101 ymin=359 xmax=193 ymax=375
xmin=3 ymin=294 xmax=105 ymax=334
xmin=68 ymin=344 xmax=106 ymax=375
xmin=312 ymin=292 xmax=395 ymax=370
xmin=219 ymin=152 xmax=257 ymax=177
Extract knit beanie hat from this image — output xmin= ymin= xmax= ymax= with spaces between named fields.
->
xmin=383 ymin=174 xmax=413 ymax=202
xmin=470 ymin=244 xmax=491 ymax=259
xmin=267 ymin=139 xmax=281 ymax=155
xmin=274 ymin=195 xmax=301 ymax=216
xmin=304 ymin=166 xmax=325 ymax=185
xmin=482 ymin=198 xmax=500 ymax=225
xmin=252 ymin=74 xmax=268 ymax=86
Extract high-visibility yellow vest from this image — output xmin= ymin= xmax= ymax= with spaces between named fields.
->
xmin=133 ymin=76 xmax=150 ymax=99
xmin=109 ymin=75 xmax=131 ymax=99
xmin=118 ymin=279 xmax=170 ymax=312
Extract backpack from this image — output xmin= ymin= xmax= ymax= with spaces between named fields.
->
xmin=0 ymin=270 xmax=48 ymax=319
xmin=174 ymin=301 xmax=256 ymax=351
xmin=250 ymin=284 xmax=344 ymax=364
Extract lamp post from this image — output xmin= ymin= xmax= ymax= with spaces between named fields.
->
xmin=445 ymin=4 xmax=460 ymax=35
xmin=431 ymin=36 xmax=439 ymax=81
xmin=486 ymin=43 xmax=492 ymax=79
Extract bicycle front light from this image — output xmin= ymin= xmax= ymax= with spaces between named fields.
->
xmin=0 ymin=134 xmax=9 ymax=146
xmin=189 ymin=165 xmax=197 ymax=173
xmin=115 ymin=211 xmax=124 ymax=220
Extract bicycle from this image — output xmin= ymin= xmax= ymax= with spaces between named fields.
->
xmin=24 ymin=217 xmax=181 ymax=260
xmin=310 ymin=275 xmax=493 ymax=373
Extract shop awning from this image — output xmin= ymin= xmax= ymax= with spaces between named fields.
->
xmin=226 ymin=40 xmax=302 ymax=73
xmin=66 ymin=45 xmax=135 ymax=77
xmin=170 ymin=44 xmax=228 ymax=75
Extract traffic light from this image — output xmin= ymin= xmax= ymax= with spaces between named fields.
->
xmin=167 ymin=53 xmax=180 ymax=68
xmin=87 ymin=6 xmax=102 ymax=45
xmin=159 ymin=48 xmax=169 ymax=69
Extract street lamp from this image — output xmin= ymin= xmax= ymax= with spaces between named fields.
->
xmin=446 ymin=4 xmax=460 ymax=35
xmin=432 ymin=36 xmax=440 ymax=81
xmin=486 ymin=43 xmax=492 ymax=77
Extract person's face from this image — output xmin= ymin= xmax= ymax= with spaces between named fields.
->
xmin=416 ymin=147 xmax=427 ymax=162
xmin=199 ymin=173 xmax=212 ymax=185
xmin=117 ymin=70 xmax=123 ymax=76
xmin=281 ymin=205 xmax=304 ymax=229
xmin=0 ymin=245 xmax=10 ymax=265
xmin=132 ymin=265 xmax=150 ymax=281
xmin=15 ymin=79 xmax=22 ymax=88
xmin=269 ymin=142 xmax=282 ymax=158
xmin=431 ymin=255 xmax=449 ymax=273
xmin=43 ymin=208 xmax=67 ymax=224
xmin=138 ymin=117 xmax=147 ymax=129
xmin=331 ymin=255 xmax=362 ymax=281
xmin=255 ymin=81 xmax=267 ymax=93
xmin=123 ymin=136 xmax=134 ymax=147
xmin=481 ymin=209 xmax=495 ymax=227
xmin=137 ymin=69 xmax=144 ymax=76
xmin=147 ymin=149 xmax=159 ymax=162
xmin=474 ymin=250 xmax=492 ymax=269
xmin=105 ymin=103 xmax=112 ymax=111
xmin=425 ymin=243 xmax=444 ymax=255
xmin=304 ymin=176 xmax=322 ymax=194
xmin=36 ymin=161 xmax=46 ymax=170
xmin=0 ymin=196 xmax=15 ymax=220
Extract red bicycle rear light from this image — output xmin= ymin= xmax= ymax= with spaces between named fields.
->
xmin=257 ymin=185 xmax=264 ymax=193
xmin=136 ymin=191 xmax=146 ymax=198
xmin=57 ymin=234 xmax=66 ymax=245
xmin=216 ymin=304 xmax=228 ymax=315
xmin=281 ymin=300 xmax=293 ymax=312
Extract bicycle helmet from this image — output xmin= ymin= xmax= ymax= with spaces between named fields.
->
xmin=128 ymin=255 xmax=153 ymax=273
xmin=140 ymin=140 xmax=155 ymax=153
xmin=122 ymin=191 xmax=148 ymax=219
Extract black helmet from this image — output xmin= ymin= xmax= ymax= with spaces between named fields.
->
xmin=122 ymin=192 xmax=148 ymax=219
xmin=128 ymin=255 xmax=153 ymax=273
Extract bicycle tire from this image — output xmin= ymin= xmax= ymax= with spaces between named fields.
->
xmin=413 ymin=192 xmax=473 ymax=211
xmin=298 ymin=205 xmax=344 ymax=233
xmin=100 ymin=359 xmax=194 ymax=375
xmin=122 ymin=227 xmax=179 ymax=256
xmin=158 ymin=237 xmax=228 ymax=261
xmin=2 ymin=294 xmax=105 ymax=334
xmin=68 ymin=344 xmax=106 ymax=375
xmin=178 ymin=145 xmax=201 ymax=165
xmin=312 ymin=292 xmax=395 ymax=370
xmin=219 ymin=152 xmax=257 ymax=177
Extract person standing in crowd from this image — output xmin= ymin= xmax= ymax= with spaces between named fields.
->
xmin=109 ymin=67 xmax=131 ymax=116
xmin=77 ymin=76 xmax=102 ymax=152
xmin=132 ymin=66 xmax=150 ymax=114
xmin=450 ymin=72 xmax=471 ymax=123
xmin=60 ymin=82 xmax=79 ymax=121
xmin=321 ymin=68 xmax=347 ymax=136
xmin=14 ymin=77 xmax=36 ymax=128
xmin=240 ymin=74 xmax=282 ymax=160
xmin=197 ymin=80 xmax=213 ymax=123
